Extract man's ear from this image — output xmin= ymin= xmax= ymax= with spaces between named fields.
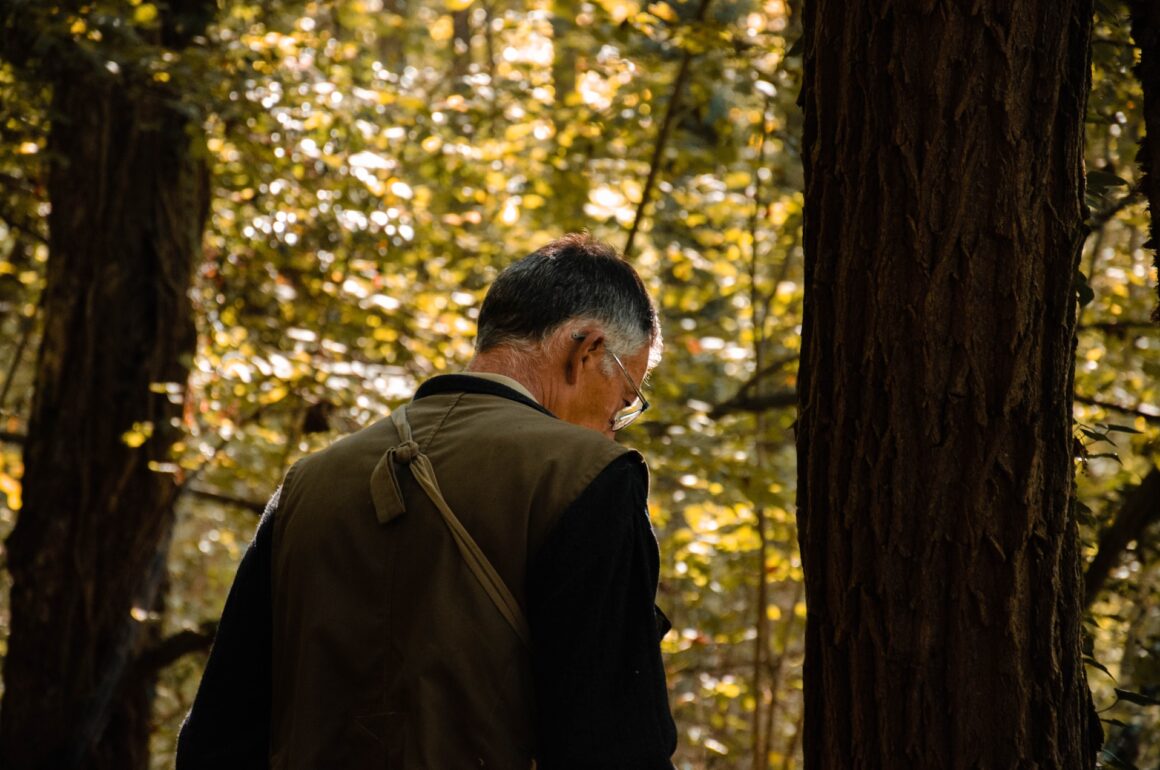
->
xmin=564 ymin=329 xmax=605 ymax=385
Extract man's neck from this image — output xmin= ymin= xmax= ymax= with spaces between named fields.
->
xmin=465 ymin=352 xmax=546 ymax=404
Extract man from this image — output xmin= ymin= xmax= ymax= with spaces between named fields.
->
xmin=176 ymin=234 xmax=676 ymax=768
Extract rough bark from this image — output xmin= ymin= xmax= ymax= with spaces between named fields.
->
xmin=0 ymin=4 xmax=211 ymax=767
xmin=797 ymin=2 xmax=1099 ymax=768
xmin=1127 ymin=0 xmax=1160 ymax=321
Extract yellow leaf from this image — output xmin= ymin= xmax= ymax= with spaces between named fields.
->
xmin=648 ymin=2 xmax=677 ymax=22
xmin=430 ymin=16 xmax=454 ymax=42
xmin=447 ymin=0 xmax=474 ymax=9
xmin=121 ymin=422 xmax=154 ymax=448
xmin=0 ymin=471 xmax=20 ymax=502
xmin=724 ymin=170 xmax=751 ymax=189
xmin=261 ymin=385 xmax=289 ymax=405
xmin=134 ymin=3 xmax=158 ymax=24
xmin=602 ymin=0 xmax=641 ymax=24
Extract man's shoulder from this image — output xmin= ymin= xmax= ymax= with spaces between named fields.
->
xmin=285 ymin=417 xmax=397 ymax=482
xmin=457 ymin=392 xmax=634 ymax=466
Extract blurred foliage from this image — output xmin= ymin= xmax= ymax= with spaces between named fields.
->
xmin=0 ymin=0 xmax=1157 ymax=768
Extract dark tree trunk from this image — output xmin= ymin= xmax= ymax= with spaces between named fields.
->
xmin=1127 ymin=0 xmax=1160 ymax=320
xmin=796 ymin=2 xmax=1099 ymax=768
xmin=0 ymin=5 xmax=211 ymax=767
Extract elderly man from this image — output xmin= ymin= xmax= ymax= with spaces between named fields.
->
xmin=177 ymin=233 xmax=676 ymax=769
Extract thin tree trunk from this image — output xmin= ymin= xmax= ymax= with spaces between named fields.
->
xmin=0 ymin=5 xmax=211 ymax=766
xmin=797 ymin=1 xmax=1099 ymax=767
xmin=378 ymin=0 xmax=409 ymax=73
xmin=547 ymin=0 xmax=593 ymax=234
xmin=451 ymin=7 xmax=473 ymax=84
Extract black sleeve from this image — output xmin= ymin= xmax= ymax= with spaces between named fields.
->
xmin=175 ymin=496 xmax=276 ymax=770
xmin=526 ymin=454 xmax=677 ymax=770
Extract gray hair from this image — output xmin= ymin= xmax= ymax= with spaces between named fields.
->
xmin=475 ymin=233 xmax=662 ymax=369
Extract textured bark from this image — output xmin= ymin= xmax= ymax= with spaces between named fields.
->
xmin=0 ymin=6 xmax=210 ymax=767
xmin=797 ymin=2 xmax=1098 ymax=768
xmin=1127 ymin=0 xmax=1160 ymax=321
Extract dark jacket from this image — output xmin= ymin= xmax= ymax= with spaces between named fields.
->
xmin=177 ymin=375 xmax=676 ymax=769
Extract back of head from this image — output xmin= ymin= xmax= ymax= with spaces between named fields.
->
xmin=475 ymin=233 xmax=662 ymax=365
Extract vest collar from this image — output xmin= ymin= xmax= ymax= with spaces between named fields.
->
xmin=413 ymin=374 xmax=556 ymax=418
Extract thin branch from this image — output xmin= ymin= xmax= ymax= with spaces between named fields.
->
xmin=135 ymin=626 xmax=217 ymax=675
xmin=1084 ymin=467 xmax=1160 ymax=607
xmin=736 ymin=354 xmax=800 ymax=396
xmin=0 ymin=430 xmax=26 ymax=444
xmin=0 ymin=199 xmax=48 ymax=245
xmin=624 ymin=0 xmax=713 ymax=259
xmin=709 ymin=389 xmax=797 ymax=419
xmin=184 ymin=486 xmax=267 ymax=515
xmin=0 ymin=315 xmax=36 ymax=411
xmin=0 ymin=435 xmax=270 ymax=516
xmin=1089 ymin=185 xmax=1143 ymax=231
xmin=1077 ymin=319 xmax=1158 ymax=333
xmin=1074 ymin=394 xmax=1160 ymax=424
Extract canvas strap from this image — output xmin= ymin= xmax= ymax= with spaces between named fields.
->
xmin=370 ymin=405 xmax=532 ymax=649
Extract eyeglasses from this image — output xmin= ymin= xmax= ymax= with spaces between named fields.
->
xmin=608 ymin=350 xmax=650 ymax=431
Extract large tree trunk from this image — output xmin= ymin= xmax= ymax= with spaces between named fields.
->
xmin=0 ymin=8 xmax=210 ymax=767
xmin=796 ymin=2 xmax=1099 ymax=768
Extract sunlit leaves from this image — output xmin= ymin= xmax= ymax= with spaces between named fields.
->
xmin=1 ymin=0 xmax=1157 ymax=768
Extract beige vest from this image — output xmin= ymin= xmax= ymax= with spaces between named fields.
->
xmin=270 ymin=380 xmax=632 ymax=769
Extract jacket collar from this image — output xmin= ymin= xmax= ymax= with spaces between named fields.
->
xmin=413 ymin=374 xmax=556 ymax=418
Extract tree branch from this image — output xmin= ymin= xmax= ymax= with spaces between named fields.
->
xmin=0 ymin=199 xmax=48 ymax=245
xmin=135 ymin=626 xmax=217 ymax=675
xmin=0 ymin=429 xmax=26 ymax=444
xmin=1084 ymin=466 xmax=1160 ymax=607
xmin=184 ymin=486 xmax=267 ymax=515
xmin=1074 ymin=394 xmax=1160 ymax=424
xmin=1077 ymin=319 xmax=1158 ymax=334
xmin=0 ymin=315 xmax=36 ymax=411
xmin=623 ymin=0 xmax=713 ymax=259
xmin=709 ymin=389 xmax=797 ymax=419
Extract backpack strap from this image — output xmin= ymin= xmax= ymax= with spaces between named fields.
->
xmin=370 ymin=404 xmax=532 ymax=649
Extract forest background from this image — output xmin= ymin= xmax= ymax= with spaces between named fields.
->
xmin=0 ymin=0 xmax=1158 ymax=768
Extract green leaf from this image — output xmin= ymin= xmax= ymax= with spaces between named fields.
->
xmin=1099 ymin=748 xmax=1140 ymax=770
xmin=1083 ymin=654 xmax=1115 ymax=681
xmin=1087 ymin=168 xmax=1128 ymax=195
xmin=1114 ymin=688 xmax=1160 ymax=707
xmin=1101 ymin=423 xmax=1142 ymax=434
xmin=1080 ymin=427 xmax=1110 ymax=443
